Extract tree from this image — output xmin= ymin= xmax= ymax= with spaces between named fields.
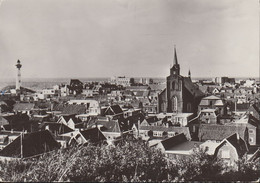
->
xmin=0 ymin=140 xmax=259 ymax=182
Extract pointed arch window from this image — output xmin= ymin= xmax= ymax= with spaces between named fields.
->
xmin=172 ymin=96 xmax=177 ymax=111
xmin=172 ymin=81 xmax=175 ymax=90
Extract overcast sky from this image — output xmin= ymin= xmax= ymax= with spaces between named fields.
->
xmin=0 ymin=0 xmax=259 ymax=79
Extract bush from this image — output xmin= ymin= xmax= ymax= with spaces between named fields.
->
xmin=0 ymin=140 xmax=259 ymax=182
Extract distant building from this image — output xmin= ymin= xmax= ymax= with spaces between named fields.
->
xmin=68 ymin=79 xmax=84 ymax=95
xmin=215 ymin=77 xmax=235 ymax=85
xmin=111 ymin=76 xmax=131 ymax=86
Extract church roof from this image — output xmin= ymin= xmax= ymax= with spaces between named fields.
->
xmin=183 ymin=77 xmax=204 ymax=98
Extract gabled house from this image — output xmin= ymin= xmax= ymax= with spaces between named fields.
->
xmin=214 ymin=133 xmax=248 ymax=166
xmin=0 ymin=130 xmax=60 ymax=158
xmin=87 ymin=117 xmax=131 ymax=144
xmin=57 ymin=114 xmax=82 ymax=130
xmin=140 ymin=116 xmax=161 ymax=126
xmin=69 ymin=127 xmax=106 ymax=146
xmin=39 ymin=122 xmax=74 ymax=135
xmin=104 ymin=105 xmax=124 ymax=119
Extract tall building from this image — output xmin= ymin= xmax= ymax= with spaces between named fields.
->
xmin=158 ymin=46 xmax=204 ymax=114
xmin=15 ymin=60 xmax=22 ymax=90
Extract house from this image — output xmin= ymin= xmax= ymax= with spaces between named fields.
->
xmin=57 ymin=114 xmax=83 ymax=130
xmin=13 ymin=103 xmax=35 ymax=115
xmin=158 ymin=47 xmax=204 ymax=114
xmin=140 ymin=116 xmax=161 ymax=126
xmin=0 ymin=115 xmax=10 ymax=128
xmin=0 ymin=130 xmax=60 ymax=158
xmin=39 ymin=122 xmax=74 ymax=135
xmin=87 ymin=117 xmax=131 ymax=144
xmin=138 ymin=125 xmax=191 ymax=140
xmin=198 ymin=95 xmax=225 ymax=115
xmin=247 ymin=103 xmax=260 ymax=144
xmin=198 ymin=124 xmax=249 ymax=143
xmin=104 ymin=105 xmax=124 ymax=119
xmin=199 ymin=140 xmax=221 ymax=155
xmin=155 ymin=133 xmax=201 ymax=158
xmin=69 ymin=127 xmax=106 ymax=146
xmin=1 ymin=113 xmax=38 ymax=132
xmin=0 ymin=130 xmax=21 ymax=150
xmin=122 ymin=108 xmax=143 ymax=122
xmin=171 ymin=113 xmax=194 ymax=126
xmin=214 ymin=133 xmax=248 ymax=166
xmin=198 ymin=109 xmax=220 ymax=124
xmin=35 ymin=88 xmax=59 ymax=100
xmin=226 ymin=115 xmax=257 ymax=146
xmin=82 ymin=89 xmax=94 ymax=97
xmin=111 ymin=76 xmax=131 ymax=86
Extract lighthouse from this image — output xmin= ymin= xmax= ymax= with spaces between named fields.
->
xmin=16 ymin=60 xmax=22 ymax=90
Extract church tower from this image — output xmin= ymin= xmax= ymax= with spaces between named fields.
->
xmin=16 ymin=60 xmax=22 ymax=90
xmin=166 ymin=46 xmax=183 ymax=113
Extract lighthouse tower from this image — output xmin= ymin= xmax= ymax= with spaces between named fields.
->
xmin=16 ymin=60 xmax=22 ymax=90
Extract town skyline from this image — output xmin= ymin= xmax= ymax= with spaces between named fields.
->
xmin=0 ymin=0 xmax=259 ymax=79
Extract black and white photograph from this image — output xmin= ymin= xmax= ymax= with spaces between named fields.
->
xmin=0 ymin=0 xmax=259 ymax=182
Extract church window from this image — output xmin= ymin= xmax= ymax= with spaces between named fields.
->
xmin=172 ymin=97 xmax=177 ymax=111
xmin=172 ymin=81 xmax=175 ymax=90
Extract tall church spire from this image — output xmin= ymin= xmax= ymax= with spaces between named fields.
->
xmin=188 ymin=69 xmax=191 ymax=78
xmin=170 ymin=45 xmax=180 ymax=76
xmin=174 ymin=45 xmax=178 ymax=65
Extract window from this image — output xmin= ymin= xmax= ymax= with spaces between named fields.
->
xmin=249 ymin=129 xmax=254 ymax=134
xmin=172 ymin=97 xmax=177 ymax=111
xmin=221 ymin=149 xmax=230 ymax=159
xmin=249 ymin=137 xmax=254 ymax=143
xmin=209 ymin=101 xmax=213 ymax=106
xmin=172 ymin=81 xmax=175 ymax=90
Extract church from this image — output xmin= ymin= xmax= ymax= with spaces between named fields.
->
xmin=158 ymin=47 xmax=204 ymax=114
